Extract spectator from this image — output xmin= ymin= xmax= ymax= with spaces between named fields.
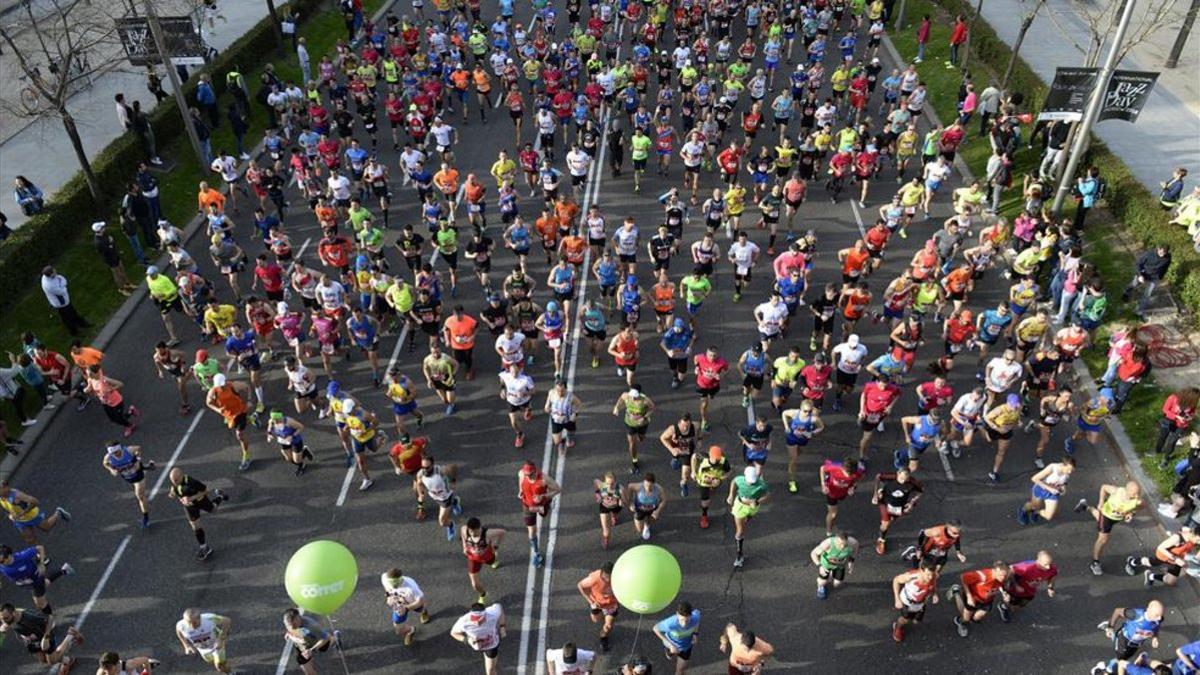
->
xmin=196 ymin=74 xmax=219 ymax=127
xmin=1152 ymin=388 xmax=1199 ymax=463
xmin=984 ymin=150 xmax=1012 ymax=213
xmin=228 ymin=103 xmax=251 ymax=161
xmin=120 ymin=182 xmax=158 ymax=259
xmin=190 ymin=107 xmax=213 ymax=165
xmin=958 ymin=83 xmax=976 ymax=127
xmin=114 ymin=92 xmax=132 ymax=131
xmin=13 ymin=176 xmax=44 ymax=216
xmin=146 ymin=66 xmax=168 ymax=103
xmin=92 ymin=222 xmax=134 ymax=296
xmin=0 ymin=360 xmax=36 ymax=427
xmin=1037 ymin=121 xmax=1070 ymax=181
xmin=1159 ymin=167 xmax=1187 ymax=209
xmin=947 ymin=15 xmax=967 ymax=67
xmin=282 ymin=11 xmax=300 ymax=51
xmin=915 ymin=15 xmax=930 ymax=63
xmin=225 ymin=64 xmax=250 ymax=115
xmin=135 ymin=161 xmax=162 ymax=221
xmin=1156 ymin=435 xmax=1199 ymax=518
xmin=40 ymin=266 xmax=90 ymax=336
xmin=130 ymin=100 xmax=163 ymax=166
xmin=297 ymin=36 xmax=311 ymax=85
xmin=1073 ymin=166 xmax=1102 ymax=228
xmin=0 ymin=211 xmax=10 ymax=241
xmin=8 ymin=352 xmax=51 ymax=409
xmin=1111 ymin=344 xmax=1152 ymax=414
xmin=1122 ymin=245 xmax=1171 ymax=319
xmin=977 ymin=81 xmax=1001 ymax=136
xmin=1073 ymin=276 xmax=1108 ymax=331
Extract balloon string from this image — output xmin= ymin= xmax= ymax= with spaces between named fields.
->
xmin=626 ymin=614 xmax=644 ymax=663
xmin=327 ymin=614 xmax=352 ymax=675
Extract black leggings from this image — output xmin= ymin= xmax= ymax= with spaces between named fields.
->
xmin=103 ymin=401 xmax=133 ymax=427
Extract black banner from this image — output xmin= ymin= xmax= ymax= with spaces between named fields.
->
xmin=1037 ymin=67 xmax=1096 ymax=122
xmin=116 ymin=16 xmax=207 ymax=67
xmin=1100 ymin=70 xmax=1159 ymax=122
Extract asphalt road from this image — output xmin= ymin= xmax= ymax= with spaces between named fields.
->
xmin=3 ymin=2 xmax=1198 ymax=674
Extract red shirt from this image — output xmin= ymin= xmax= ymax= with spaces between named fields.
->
xmin=801 ymin=364 xmax=832 ymax=398
xmin=1163 ymin=394 xmax=1196 ymax=429
xmin=917 ymin=381 xmax=954 ymax=408
xmin=821 ymin=459 xmax=864 ymax=500
xmin=864 ymin=225 xmax=890 ymax=252
xmin=946 ymin=318 xmax=976 ymax=344
xmin=1116 ymin=357 xmax=1149 ymax=383
xmin=694 ymin=354 xmax=730 ymax=388
xmin=961 ymin=568 xmax=1004 ymax=604
xmin=254 ymin=263 xmax=284 ymax=292
xmin=940 ymin=126 xmax=965 ymax=151
xmin=862 ymin=383 xmax=901 ymax=414
xmin=1008 ymin=561 xmax=1057 ymax=599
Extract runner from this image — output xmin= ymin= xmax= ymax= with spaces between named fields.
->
xmin=1124 ymin=525 xmax=1199 ymax=587
xmin=265 ymin=411 xmax=312 ymax=476
xmin=830 ymin=334 xmax=868 ymax=412
xmin=770 ymin=346 xmax=807 ymax=412
xmin=728 ymin=465 xmax=770 ymax=568
xmin=0 ymin=480 xmax=70 ymax=545
xmin=499 ymin=362 xmax=536 ymax=448
xmin=659 ymin=413 xmax=700 ymax=497
xmin=942 ymin=387 xmax=986 ymax=458
xmin=152 ymin=342 xmax=192 ymax=415
xmin=982 ymin=394 xmax=1022 ymax=483
xmin=719 ymin=623 xmax=775 ymax=674
xmin=609 ymin=323 xmax=641 ymax=388
xmin=1018 ymin=457 xmax=1076 ymax=525
xmin=1005 ymin=550 xmax=1058 ymax=623
xmin=891 ymin=560 xmax=940 ymax=643
xmin=518 ymin=460 xmax=561 ymax=568
xmin=949 ymin=561 xmax=1011 ymax=638
xmin=546 ymin=642 xmax=597 ymax=675
xmin=653 ymin=601 xmax=701 ymax=675
xmin=810 ymin=530 xmax=860 ymax=599
xmin=545 ymin=377 xmax=582 ymax=453
xmin=1076 ymin=480 xmax=1144 ymax=576
xmin=384 ymin=366 xmax=424 ymax=434
xmin=896 ymin=407 xmax=944 ymax=473
xmin=614 ymin=384 xmax=655 ymax=474
xmin=0 ymin=544 xmax=74 ymax=612
xmin=347 ymin=306 xmax=382 ymax=386
xmin=168 ymin=469 xmax=228 ymax=561
xmin=204 ymin=374 xmax=254 ymax=471
xmin=382 ymin=567 xmax=430 ymax=646
xmin=536 ymin=301 xmax=569 ymax=376
xmin=102 ymin=442 xmax=155 ymax=527
xmin=738 ymin=344 xmax=768 ymax=409
xmin=450 ymin=602 xmax=506 ymax=675
xmin=661 ymin=318 xmax=695 ymax=390
xmin=694 ymin=346 xmax=730 ymax=431
xmin=781 ymin=400 xmax=825 ymax=493
xmin=222 ymin=324 xmax=266 ymax=413
xmin=416 ymin=455 xmax=461 ymax=541
xmin=1066 ymin=388 xmax=1115 ymax=456
xmin=1097 ymin=600 xmax=1164 ymax=661
xmin=858 ymin=375 xmax=902 ymax=458
xmin=872 ymin=468 xmax=923 ymax=555
xmin=422 ymin=343 xmax=459 ymax=415
xmin=901 ymin=521 xmax=968 ymax=572
xmin=460 ymin=518 xmax=505 ymax=603
xmin=578 ymin=562 xmax=619 ymax=651
xmin=593 ymin=472 xmax=626 ymax=549
xmin=0 ymin=603 xmax=82 ymax=669
xmin=175 ymin=609 xmax=233 ymax=673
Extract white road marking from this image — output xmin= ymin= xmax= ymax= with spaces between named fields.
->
xmin=275 ymin=608 xmax=305 ymax=674
xmin=296 ymin=236 xmax=313 ymax=259
xmin=939 ymin=446 xmax=957 ymax=481
xmin=150 ymin=411 xmax=207 ymax=499
xmin=524 ymin=23 xmax=622 ymax=674
xmin=73 ymin=534 xmax=132 ymax=630
xmin=848 ymin=199 xmax=868 ymax=238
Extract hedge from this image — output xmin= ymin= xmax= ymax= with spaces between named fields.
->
xmin=0 ymin=0 xmax=328 ymax=316
xmin=931 ymin=0 xmax=1200 ymax=319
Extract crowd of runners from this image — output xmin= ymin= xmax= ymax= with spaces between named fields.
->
xmin=2 ymin=0 xmax=1200 ymax=672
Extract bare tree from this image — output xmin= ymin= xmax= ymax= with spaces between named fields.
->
xmin=0 ymin=0 xmax=131 ymax=204
xmin=1076 ymin=0 xmax=1183 ymax=67
xmin=1001 ymin=0 xmax=1049 ymax=90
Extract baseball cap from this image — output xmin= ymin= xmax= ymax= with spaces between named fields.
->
xmin=91 ymin=222 xmax=105 ymax=233
xmin=1007 ymin=393 xmax=1021 ymax=407
xmin=743 ymin=466 xmax=759 ymax=484
xmin=212 ymin=373 xmax=227 ymax=387
xmin=708 ymin=445 xmax=723 ymax=461
xmin=146 ymin=266 xmax=159 ymax=276
xmin=327 ymin=380 xmax=341 ymax=396
xmin=195 ymin=349 xmax=208 ymax=362
xmin=276 ymin=302 xmax=289 ymax=315
xmin=847 ymin=334 xmax=860 ymax=347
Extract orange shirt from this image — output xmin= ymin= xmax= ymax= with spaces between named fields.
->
xmin=555 ymin=201 xmax=580 ymax=228
xmin=434 ymin=168 xmax=460 ymax=194
xmin=464 ymin=182 xmax=485 ymax=204
xmin=473 ymin=70 xmax=492 ymax=92
xmin=842 ymin=248 xmax=870 ymax=277
xmin=943 ymin=268 xmax=971 ymax=294
xmin=580 ymin=570 xmax=617 ymax=609
xmin=444 ymin=314 xmax=478 ymax=350
xmin=962 ymin=568 xmax=1004 ymax=604
xmin=389 ymin=437 xmax=427 ymax=474
xmin=560 ymin=236 xmax=586 ymax=265
xmin=653 ymin=283 xmax=676 ymax=312
xmin=536 ymin=216 xmax=559 ymax=245
xmin=843 ymin=291 xmax=871 ymax=319
xmin=70 ymin=346 xmax=104 ymax=369
xmin=314 ymin=204 xmax=337 ymax=227
xmin=198 ymin=188 xmax=226 ymax=213
xmin=450 ymin=70 xmax=470 ymax=91
xmin=212 ymin=384 xmax=247 ymax=420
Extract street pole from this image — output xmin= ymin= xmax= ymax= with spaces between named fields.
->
xmin=894 ymin=0 xmax=907 ymax=31
xmin=143 ymin=0 xmax=207 ymax=168
xmin=1050 ymin=0 xmax=1138 ymax=217
xmin=1165 ymin=0 xmax=1199 ymax=68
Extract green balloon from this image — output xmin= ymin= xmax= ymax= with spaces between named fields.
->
xmin=285 ymin=540 xmax=359 ymax=615
xmin=610 ymin=545 xmax=682 ymax=614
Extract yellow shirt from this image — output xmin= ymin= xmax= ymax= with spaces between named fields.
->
xmin=985 ymin=405 xmax=1020 ymax=429
xmin=0 ymin=491 xmax=39 ymax=523
xmin=345 ymin=413 xmax=375 ymax=442
xmin=726 ymin=186 xmax=746 ymax=215
xmin=1100 ymin=489 xmax=1139 ymax=520
xmin=203 ymin=304 xmax=237 ymax=335
xmin=490 ymin=158 xmax=516 ymax=185
xmin=899 ymin=183 xmax=925 ymax=207
xmin=1015 ymin=317 xmax=1048 ymax=342
xmin=387 ymin=380 xmax=415 ymax=404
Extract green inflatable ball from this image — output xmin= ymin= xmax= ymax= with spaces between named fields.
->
xmin=610 ymin=545 xmax=682 ymax=614
xmin=285 ymin=540 xmax=359 ymax=615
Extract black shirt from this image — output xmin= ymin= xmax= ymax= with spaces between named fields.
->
xmin=396 ymin=232 xmax=424 ymax=259
xmin=466 ymin=236 xmax=494 ymax=264
xmin=9 ymin=608 xmax=50 ymax=645
xmin=171 ymin=475 xmax=207 ymax=500
xmin=411 ymin=299 xmax=441 ymax=325
xmin=876 ymin=474 xmax=923 ymax=509
xmin=649 ymin=234 xmax=675 ymax=261
xmin=739 ymin=423 xmax=773 ymax=449
xmin=95 ymin=234 xmax=121 ymax=267
xmin=482 ymin=301 xmax=510 ymax=333
xmin=810 ymin=295 xmax=838 ymax=321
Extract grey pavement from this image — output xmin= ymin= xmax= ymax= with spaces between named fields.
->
xmin=0 ymin=0 xmax=271 ymax=229
xmin=971 ymin=0 xmax=1199 ymax=195
xmin=2 ymin=6 xmax=1199 ymax=675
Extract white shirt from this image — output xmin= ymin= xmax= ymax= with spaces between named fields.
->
xmin=297 ymin=44 xmax=310 ymax=66
xmin=176 ymin=614 xmax=222 ymax=655
xmin=924 ymin=161 xmax=951 ymax=184
xmin=41 ymin=274 xmax=70 ymax=308
xmin=832 ymin=342 xmax=869 ymax=373
xmin=755 ymin=301 xmax=788 ymax=334
xmin=952 ymin=392 xmax=985 ymax=421
xmin=680 ymin=141 xmax=704 ymax=167
xmin=401 ymin=149 xmax=426 ymax=173
xmin=381 ymin=573 xmax=425 ymax=607
xmin=815 ymin=104 xmax=837 ymax=128
xmin=452 ymin=604 xmax=503 ymax=651
xmin=317 ymin=281 xmax=346 ymax=309
xmin=431 ymin=124 xmax=455 ymax=148
xmin=985 ymin=358 xmax=1023 ymax=392
xmin=495 ymin=333 xmax=525 ymax=363
xmin=420 ymin=467 xmax=453 ymax=501
xmin=287 ymin=364 xmax=316 ymax=394
xmin=566 ymin=150 xmax=591 ymax=177
xmin=537 ymin=110 xmax=556 ymax=134
xmin=327 ymin=175 xmax=352 ymax=201
xmin=672 ymin=46 xmax=691 ymax=69
xmin=211 ymin=155 xmax=240 ymax=182
xmin=547 ymin=647 xmax=597 ymax=674
xmin=727 ymin=241 xmax=760 ymax=273
xmin=500 ymin=371 xmax=534 ymax=405
xmin=614 ymin=227 xmax=639 ymax=255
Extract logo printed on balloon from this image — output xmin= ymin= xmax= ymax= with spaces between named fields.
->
xmin=610 ymin=544 xmax=682 ymax=615
xmin=298 ymin=580 xmax=346 ymax=598
xmin=285 ymin=540 xmax=359 ymax=615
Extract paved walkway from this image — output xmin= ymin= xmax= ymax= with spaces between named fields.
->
xmin=976 ymin=0 xmax=1198 ymax=194
xmin=0 ymin=0 xmax=272 ymax=229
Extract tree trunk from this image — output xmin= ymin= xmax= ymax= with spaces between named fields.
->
xmin=1001 ymin=3 xmax=1042 ymax=90
xmin=61 ymin=111 xmax=102 ymax=204
xmin=265 ymin=0 xmax=283 ymax=42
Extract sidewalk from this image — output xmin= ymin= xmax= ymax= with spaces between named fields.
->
xmin=977 ymin=0 xmax=1199 ymax=195
xmin=0 ymin=0 xmax=271 ymax=229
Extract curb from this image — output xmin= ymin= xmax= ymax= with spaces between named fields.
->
xmin=0 ymin=0 xmax=401 ymax=484
xmin=880 ymin=33 xmax=1188 ymax=543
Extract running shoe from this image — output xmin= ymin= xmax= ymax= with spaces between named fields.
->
xmin=953 ymin=617 xmax=968 ymax=637
xmin=900 ymin=545 xmax=918 ymax=562
xmin=630 ymin=461 xmax=641 ymax=476
xmin=55 ymin=507 xmax=71 ymax=522
xmin=891 ymin=621 xmax=904 ymax=643
xmin=875 ymin=538 xmax=886 ymax=555
xmin=892 ymin=450 xmax=906 ymax=470
xmin=680 ymin=482 xmax=689 ymax=497
xmin=1016 ymin=505 xmax=1028 ymax=526
xmin=1089 ymin=560 xmax=1104 ymax=576
xmin=514 ymin=432 xmax=525 ymax=448
xmin=534 ymin=553 xmax=545 ymax=568
xmin=446 ymin=403 xmax=456 ymax=415
xmin=1144 ymin=570 xmax=1156 ymax=587
xmin=213 ymin=489 xmax=229 ymax=503
xmin=742 ymin=395 xmax=750 ymax=408
xmin=451 ymin=495 xmax=464 ymax=517
xmin=404 ymin=627 xmax=416 ymax=646
xmin=61 ymin=562 xmax=76 ymax=576
xmin=1074 ymin=498 xmax=1088 ymax=513
xmin=1064 ymin=438 xmax=1076 ymax=455
xmin=141 ymin=513 xmax=150 ymax=529
xmin=733 ymin=555 xmax=745 ymax=568
xmin=997 ymin=603 xmax=1012 ymax=623
xmin=987 ymin=471 xmax=999 ymax=483
xmin=788 ymin=480 xmax=798 ymax=494
xmin=1124 ymin=557 xmax=1138 ymax=576
xmin=699 ymin=515 xmax=710 ymax=529
xmin=344 ymin=453 xmax=354 ymax=468
xmin=591 ymin=357 xmax=599 ymax=368
xmin=1033 ymin=457 xmax=1045 ymax=469
xmin=197 ymin=545 xmax=213 ymax=560
xmin=360 ymin=478 xmax=374 ymax=491
xmin=238 ymin=459 xmax=252 ymax=472
xmin=817 ymin=585 xmax=828 ymax=599
xmin=446 ymin=523 xmax=456 ymax=541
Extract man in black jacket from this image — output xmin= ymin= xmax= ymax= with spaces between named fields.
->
xmin=1122 ymin=245 xmax=1171 ymax=318
xmin=92 ymin=222 xmax=134 ymax=295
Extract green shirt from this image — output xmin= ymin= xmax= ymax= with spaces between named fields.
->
xmin=423 ymin=354 xmax=456 ymax=387
xmin=147 ymin=275 xmax=178 ymax=302
xmin=818 ymin=537 xmax=853 ymax=570
xmin=359 ymin=227 xmax=384 ymax=249
xmin=771 ymin=356 xmax=806 ymax=386
xmin=193 ymin=359 xmax=220 ymax=389
xmin=348 ymin=206 xmax=372 ymax=232
xmin=733 ymin=475 xmax=768 ymax=502
xmin=435 ymin=228 xmax=459 ymax=254
xmin=631 ymin=135 xmax=653 ymax=161
xmin=680 ymin=275 xmax=711 ymax=304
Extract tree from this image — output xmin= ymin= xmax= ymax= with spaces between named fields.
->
xmin=1076 ymin=0 xmax=1183 ymax=67
xmin=0 ymin=0 xmax=130 ymax=204
xmin=1001 ymin=0 xmax=1048 ymax=90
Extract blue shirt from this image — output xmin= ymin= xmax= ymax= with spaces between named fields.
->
xmin=583 ymin=308 xmax=606 ymax=332
xmin=596 ymin=260 xmax=619 ymax=286
xmin=869 ymin=353 xmax=905 ymax=378
xmin=908 ymin=414 xmax=939 ymax=447
xmin=224 ymin=332 xmax=258 ymax=358
xmin=655 ymin=609 xmax=701 ymax=650
xmin=0 ymin=547 xmax=41 ymax=583
xmin=741 ymin=350 xmax=766 ymax=376
xmin=978 ymin=310 xmax=1012 ymax=341
xmin=661 ymin=327 xmax=693 ymax=351
xmin=1120 ymin=609 xmax=1162 ymax=644
xmin=776 ymin=277 xmax=804 ymax=303
xmin=348 ymin=316 xmax=377 ymax=345
xmin=1177 ymin=640 xmax=1200 ymax=675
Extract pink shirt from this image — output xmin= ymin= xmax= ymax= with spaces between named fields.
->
xmin=1009 ymin=561 xmax=1057 ymax=599
xmin=694 ymin=354 xmax=729 ymax=388
xmin=772 ymin=251 xmax=806 ymax=280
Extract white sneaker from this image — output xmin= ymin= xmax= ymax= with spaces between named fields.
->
xmin=359 ymin=478 xmax=374 ymax=491
xmin=239 ymin=153 xmax=251 ymax=160
xmin=1157 ymin=503 xmax=1178 ymax=517
xmin=641 ymin=526 xmax=651 ymax=540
